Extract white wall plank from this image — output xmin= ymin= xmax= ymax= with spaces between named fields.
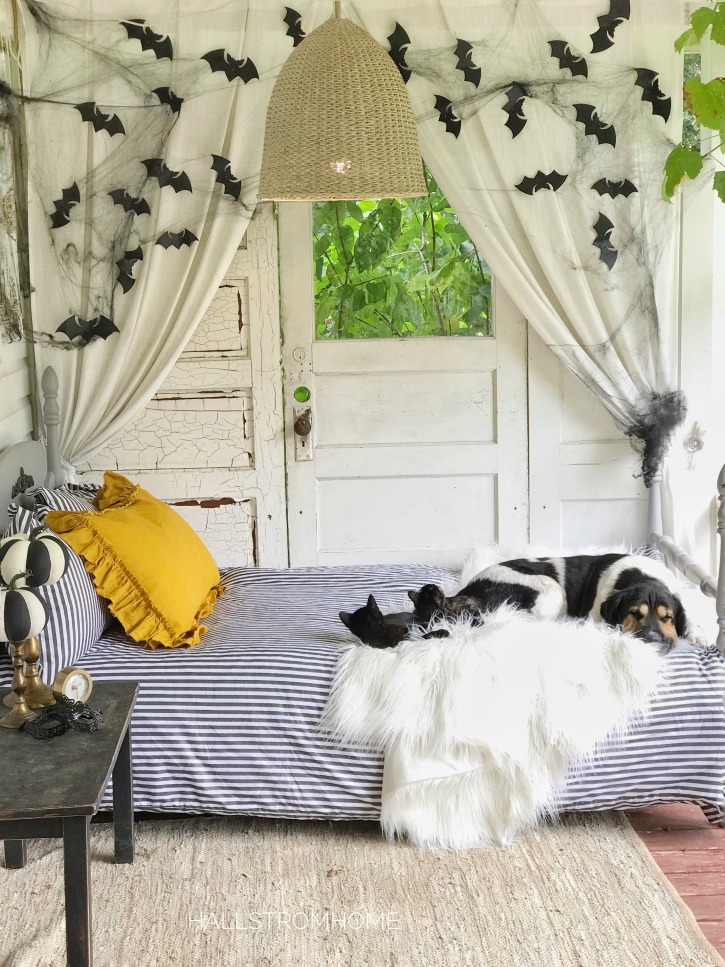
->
xmin=0 ymin=339 xmax=33 ymax=450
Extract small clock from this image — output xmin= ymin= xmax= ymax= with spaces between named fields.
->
xmin=52 ymin=667 xmax=94 ymax=704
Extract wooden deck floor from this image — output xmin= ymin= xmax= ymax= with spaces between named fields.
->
xmin=627 ymin=804 xmax=725 ymax=957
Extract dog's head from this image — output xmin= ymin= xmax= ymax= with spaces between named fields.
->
xmin=600 ymin=579 xmax=686 ymax=651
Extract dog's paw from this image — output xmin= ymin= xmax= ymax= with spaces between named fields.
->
xmin=685 ymin=622 xmax=710 ymax=648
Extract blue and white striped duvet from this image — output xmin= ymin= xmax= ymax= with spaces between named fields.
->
xmin=8 ymin=564 xmax=725 ymax=823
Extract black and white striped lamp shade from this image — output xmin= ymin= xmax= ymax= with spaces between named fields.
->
xmin=0 ymin=532 xmax=68 ymax=587
xmin=0 ymin=587 xmax=48 ymax=643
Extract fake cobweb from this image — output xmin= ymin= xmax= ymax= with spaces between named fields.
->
xmin=0 ymin=0 xmax=687 ymax=482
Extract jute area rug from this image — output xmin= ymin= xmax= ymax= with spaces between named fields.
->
xmin=2 ymin=812 xmax=722 ymax=967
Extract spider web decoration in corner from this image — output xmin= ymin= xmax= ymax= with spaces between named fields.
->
xmin=2 ymin=0 xmax=257 ymax=349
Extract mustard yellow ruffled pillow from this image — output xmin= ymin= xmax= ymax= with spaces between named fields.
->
xmin=45 ymin=471 xmax=224 ymax=649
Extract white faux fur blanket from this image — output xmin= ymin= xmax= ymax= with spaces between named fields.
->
xmin=321 ymin=607 xmax=666 ymax=849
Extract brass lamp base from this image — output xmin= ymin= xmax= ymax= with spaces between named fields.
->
xmin=0 ymin=641 xmax=38 ymax=729
xmin=22 ymin=636 xmax=55 ymax=709
xmin=0 ymin=703 xmax=37 ymax=729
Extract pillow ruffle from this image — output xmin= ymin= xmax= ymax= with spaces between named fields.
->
xmin=46 ymin=484 xmax=225 ymax=650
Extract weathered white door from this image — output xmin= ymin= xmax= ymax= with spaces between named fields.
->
xmin=78 ymin=204 xmax=287 ymax=567
xmin=279 ymin=203 xmax=528 ymax=568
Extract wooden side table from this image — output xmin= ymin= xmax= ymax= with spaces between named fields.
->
xmin=0 ymin=681 xmax=139 ymax=967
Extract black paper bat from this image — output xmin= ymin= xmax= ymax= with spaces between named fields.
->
xmin=156 ymin=230 xmax=198 ymax=249
xmin=49 ymin=183 xmax=80 ymax=228
xmin=454 ymin=39 xmax=481 ymax=87
xmin=74 ymin=102 xmax=125 ymax=137
xmin=142 ymin=159 xmax=192 ymax=193
xmin=634 ymin=68 xmax=671 ymax=122
xmin=434 ymin=96 xmax=461 ymax=138
xmin=548 ymin=40 xmax=588 ymax=78
xmin=283 ymin=7 xmax=305 ymax=47
xmin=573 ymin=103 xmax=616 ymax=147
xmin=590 ymin=0 xmax=630 ymax=53
xmin=121 ymin=19 xmax=173 ymax=60
xmin=210 ymin=155 xmax=242 ymax=200
xmin=388 ymin=22 xmax=411 ymax=84
xmin=152 ymin=87 xmax=184 ymax=114
xmin=201 ymin=49 xmax=259 ymax=83
xmin=591 ymin=177 xmax=638 ymax=198
xmin=515 ymin=170 xmax=568 ymax=195
xmin=108 ymin=189 xmax=151 ymax=216
xmin=593 ymin=213 xmax=617 ymax=269
xmin=502 ymin=83 xmax=528 ymax=138
xmin=56 ymin=315 xmax=119 ymax=344
xmin=115 ymin=246 xmax=144 ymax=294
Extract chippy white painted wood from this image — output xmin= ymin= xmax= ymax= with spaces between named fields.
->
xmin=169 ymin=498 xmax=256 ymax=568
xmin=279 ymin=201 xmax=528 ymax=568
xmin=76 ymin=204 xmax=287 ymax=567
xmin=528 ymin=327 xmax=648 ymax=547
xmin=0 ymin=340 xmax=33 ymax=450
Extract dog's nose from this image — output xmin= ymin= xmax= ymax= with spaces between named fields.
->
xmin=632 ymin=628 xmax=667 ymax=644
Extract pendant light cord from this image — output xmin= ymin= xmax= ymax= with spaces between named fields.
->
xmin=334 ymin=2 xmax=341 ymax=18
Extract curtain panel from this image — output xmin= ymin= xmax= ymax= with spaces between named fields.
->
xmin=11 ymin=0 xmax=686 ymax=484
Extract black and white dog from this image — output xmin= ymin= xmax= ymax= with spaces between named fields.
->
xmin=409 ymin=553 xmax=692 ymax=651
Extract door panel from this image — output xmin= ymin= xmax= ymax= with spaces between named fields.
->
xmin=316 ymin=476 xmax=497 ymax=565
xmin=315 ymin=370 xmax=496 ymax=446
xmin=528 ymin=327 xmax=648 ymax=547
xmin=280 ymin=202 xmax=528 ymax=568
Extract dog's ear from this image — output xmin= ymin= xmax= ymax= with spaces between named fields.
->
xmin=339 ymin=611 xmax=353 ymax=628
xmin=408 ymin=589 xmax=419 ymax=604
xmin=672 ymin=597 xmax=687 ymax=639
xmin=367 ymin=595 xmax=382 ymax=618
xmin=600 ymin=590 xmax=626 ymax=628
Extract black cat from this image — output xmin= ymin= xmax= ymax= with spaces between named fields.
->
xmin=339 ymin=595 xmax=448 ymax=649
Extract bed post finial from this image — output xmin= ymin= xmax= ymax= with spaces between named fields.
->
xmin=41 ymin=366 xmax=62 ymax=487
xmin=716 ymin=464 xmax=725 ymax=655
xmin=647 ymin=469 xmax=663 ymax=540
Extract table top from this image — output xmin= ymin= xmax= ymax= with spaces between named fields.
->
xmin=0 ymin=681 xmax=138 ymax=821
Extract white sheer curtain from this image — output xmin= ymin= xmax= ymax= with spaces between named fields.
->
xmin=354 ymin=0 xmax=686 ymax=489
xmin=17 ymin=0 xmax=294 ymax=466
xmin=16 ymin=0 xmax=686 ymax=489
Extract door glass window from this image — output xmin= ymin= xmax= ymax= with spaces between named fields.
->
xmin=312 ymin=167 xmax=492 ymax=339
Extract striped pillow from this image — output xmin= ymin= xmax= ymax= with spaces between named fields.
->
xmin=3 ymin=497 xmax=112 ymax=684
xmin=32 ymin=484 xmax=101 ymax=518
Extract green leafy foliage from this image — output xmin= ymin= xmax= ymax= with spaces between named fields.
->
xmin=663 ymin=144 xmax=704 ymax=198
xmin=665 ymin=4 xmax=725 ymax=203
xmin=675 ymin=3 xmax=725 ymax=51
xmin=714 ymin=170 xmax=725 ymax=200
xmin=683 ymin=76 xmax=725 ymax=131
xmin=313 ymin=169 xmax=492 ymax=339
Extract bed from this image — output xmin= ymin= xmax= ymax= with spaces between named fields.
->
xmin=2 ymin=367 xmax=725 ymax=827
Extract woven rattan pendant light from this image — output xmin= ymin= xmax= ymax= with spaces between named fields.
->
xmin=258 ymin=4 xmax=426 ymax=201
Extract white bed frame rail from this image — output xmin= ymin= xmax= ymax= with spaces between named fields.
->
xmin=651 ymin=463 xmax=725 ymax=655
